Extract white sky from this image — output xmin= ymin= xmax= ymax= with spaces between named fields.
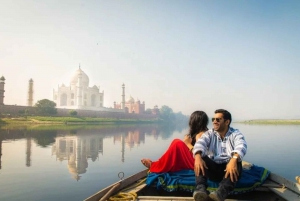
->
xmin=1 ymin=0 xmax=300 ymax=120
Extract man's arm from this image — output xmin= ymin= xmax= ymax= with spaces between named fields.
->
xmin=230 ymin=130 xmax=247 ymax=160
xmin=194 ymin=150 xmax=207 ymax=176
xmin=193 ymin=131 xmax=210 ymax=176
xmin=192 ymin=131 xmax=211 ymax=157
xmin=225 ymin=129 xmax=247 ymax=182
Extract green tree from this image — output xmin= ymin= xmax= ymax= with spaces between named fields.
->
xmin=145 ymin=108 xmax=152 ymax=114
xmin=69 ymin=110 xmax=78 ymax=116
xmin=24 ymin=109 xmax=29 ymax=119
xmin=159 ymin=105 xmax=175 ymax=122
xmin=174 ymin=111 xmax=189 ymax=126
xmin=18 ymin=109 xmax=30 ymax=119
xmin=35 ymin=99 xmax=57 ymax=115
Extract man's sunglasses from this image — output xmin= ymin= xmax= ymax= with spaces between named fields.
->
xmin=212 ymin=118 xmax=223 ymax=122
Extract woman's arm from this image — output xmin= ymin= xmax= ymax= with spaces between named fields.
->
xmin=183 ymin=134 xmax=193 ymax=151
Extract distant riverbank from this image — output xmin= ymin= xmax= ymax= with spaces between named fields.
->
xmin=0 ymin=116 xmax=161 ymax=125
xmin=237 ymin=119 xmax=300 ymax=125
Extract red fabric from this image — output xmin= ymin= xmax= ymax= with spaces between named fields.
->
xmin=149 ymin=139 xmax=194 ymax=173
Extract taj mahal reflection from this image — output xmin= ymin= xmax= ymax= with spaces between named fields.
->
xmin=51 ymin=127 xmax=155 ymax=181
xmin=0 ymin=125 xmax=164 ymax=181
xmin=52 ymin=135 xmax=103 ymax=181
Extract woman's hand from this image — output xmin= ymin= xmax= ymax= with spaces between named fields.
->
xmin=183 ymin=134 xmax=192 ymax=144
xmin=183 ymin=134 xmax=193 ymax=151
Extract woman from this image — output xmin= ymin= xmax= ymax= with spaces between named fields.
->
xmin=141 ymin=110 xmax=209 ymax=173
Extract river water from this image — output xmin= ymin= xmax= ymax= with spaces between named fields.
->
xmin=0 ymin=123 xmax=299 ymax=201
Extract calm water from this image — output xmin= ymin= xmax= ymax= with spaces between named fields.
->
xmin=0 ymin=123 xmax=299 ymax=201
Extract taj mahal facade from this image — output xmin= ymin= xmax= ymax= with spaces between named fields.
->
xmin=53 ymin=67 xmax=107 ymax=111
xmin=52 ymin=67 xmax=149 ymax=114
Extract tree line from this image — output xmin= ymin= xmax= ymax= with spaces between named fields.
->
xmin=156 ymin=105 xmax=189 ymax=124
xmin=16 ymin=99 xmax=189 ymax=124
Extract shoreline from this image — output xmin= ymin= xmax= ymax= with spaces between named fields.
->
xmin=0 ymin=116 xmax=162 ymax=126
xmin=236 ymin=119 xmax=300 ymax=125
xmin=4 ymin=117 xmax=299 ymax=126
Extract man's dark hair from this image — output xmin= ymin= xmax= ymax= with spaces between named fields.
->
xmin=215 ymin=109 xmax=232 ymax=126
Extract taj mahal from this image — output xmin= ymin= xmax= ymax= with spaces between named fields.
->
xmin=52 ymin=67 xmax=146 ymax=113
xmin=1 ymin=66 xmax=152 ymax=115
xmin=53 ymin=67 xmax=107 ymax=111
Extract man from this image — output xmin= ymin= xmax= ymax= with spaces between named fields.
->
xmin=192 ymin=109 xmax=247 ymax=201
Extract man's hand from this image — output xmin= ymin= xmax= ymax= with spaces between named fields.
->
xmin=225 ymin=158 xmax=239 ymax=182
xmin=194 ymin=153 xmax=207 ymax=176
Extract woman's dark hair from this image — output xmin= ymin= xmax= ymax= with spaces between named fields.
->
xmin=188 ymin=111 xmax=208 ymax=145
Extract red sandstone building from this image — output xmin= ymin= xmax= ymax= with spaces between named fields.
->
xmin=114 ymin=96 xmax=145 ymax=114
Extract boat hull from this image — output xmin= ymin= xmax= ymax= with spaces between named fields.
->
xmin=84 ymin=162 xmax=300 ymax=201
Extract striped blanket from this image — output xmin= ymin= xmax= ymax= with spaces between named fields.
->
xmin=146 ymin=164 xmax=270 ymax=194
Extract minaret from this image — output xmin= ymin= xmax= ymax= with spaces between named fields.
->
xmin=0 ymin=76 xmax=5 ymax=105
xmin=122 ymin=83 xmax=125 ymax=109
xmin=0 ymin=135 xmax=3 ymax=169
xmin=77 ymin=65 xmax=83 ymax=107
xmin=27 ymin=79 xmax=34 ymax=106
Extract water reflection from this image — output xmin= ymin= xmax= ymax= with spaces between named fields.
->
xmin=52 ymin=135 xmax=103 ymax=180
xmin=0 ymin=123 xmax=299 ymax=201
xmin=0 ymin=123 xmax=185 ymax=181
xmin=0 ymin=135 xmax=2 ymax=169
xmin=26 ymin=137 xmax=31 ymax=167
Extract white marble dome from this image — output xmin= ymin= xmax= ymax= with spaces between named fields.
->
xmin=70 ymin=68 xmax=89 ymax=87
xmin=127 ymin=96 xmax=135 ymax=103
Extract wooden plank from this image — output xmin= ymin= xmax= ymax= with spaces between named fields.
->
xmin=269 ymin=172 xmax=300 ymax=195
xmin=268 ymin=187 xmax=300 ymax=201
xmin=123 ymin=183 xmax=147 ymax=193
xmin=84 ymin=169 xmax=148 ymax=201
xmin=99 ymin=183 xmax=121 ymax=201
xmin=266 ymin=175 xmax=300 ymax=201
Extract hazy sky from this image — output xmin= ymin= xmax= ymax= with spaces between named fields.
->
xmin=1 ymin=0 xmax=300 ymax=120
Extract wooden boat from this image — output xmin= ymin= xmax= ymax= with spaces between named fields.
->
xmin=84 ymin=162 xmax=300 ymax=201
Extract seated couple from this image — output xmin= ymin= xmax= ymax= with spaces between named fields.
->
xmin=141 ymin=109 xmax=247 ymax=201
